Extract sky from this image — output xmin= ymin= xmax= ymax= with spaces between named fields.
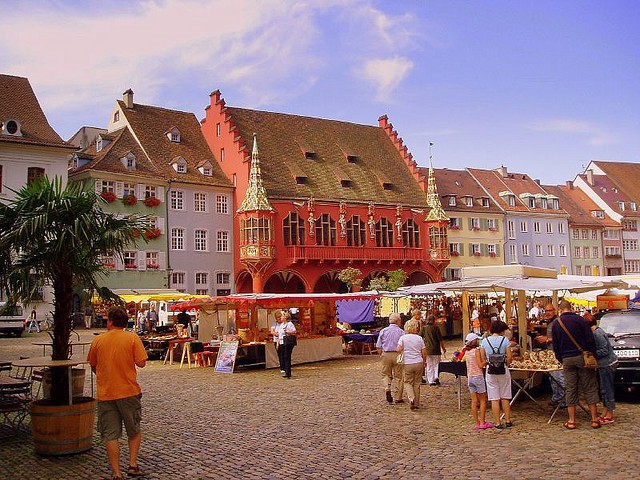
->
xmin=1 ymin=0 xmax=639 ymax=185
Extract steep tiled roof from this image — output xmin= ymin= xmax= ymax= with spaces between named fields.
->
xmin=0 ymin=74 xmax=74 ymax=149
xmin=117 ymin=101 xmax=231 ymax=188
xmin=224 ymin=107 xmax=428 ymax=207
xmin=578 ymin=173 xmax=638 ymax=217
xmin=428 ymin=168 xmax=503 ymax=213
xmin=591 ymin=160 xmax=640 ymax=204
xmin=544 ymin=184 xmax=616 ymax=227
xmin=70 ymin=127 xmax=161 ymax=179
xmin=468 ymin=167 xmax=566 ymax=215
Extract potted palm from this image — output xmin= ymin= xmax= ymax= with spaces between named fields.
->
xmin=0 ymin=176 xmax=145 ymax=454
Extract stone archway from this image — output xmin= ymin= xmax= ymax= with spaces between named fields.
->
xmin=236 ymin=270 xmax=253 ymax=293
xmin=263 ymin=270 xmax=307 ymax=293
xmin=406 ymin=270 xmax=431 ymax=286
xmin=362 ymin=270 xmax=387 ymax=290
xmin=313 ymin=270 xmax=349 ymax=293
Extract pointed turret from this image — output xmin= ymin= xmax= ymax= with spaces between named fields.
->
xmin=237 ymin=133 xmax=274 ymax=213
xmin=426 ymin=156 xmax=449 ymax=222
xmin=424 ymin=144 xmax=450 ymax=277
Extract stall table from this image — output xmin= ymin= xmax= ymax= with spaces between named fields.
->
xmin=342 ymin=332 xmax=379 ymax=355
xmin=265 ymin=336 xmax=344 ymax=369
xmin=32 ymin=341 xmax=92 ymax=356
xmin=437 ymin=361 xmax=467 ymax=410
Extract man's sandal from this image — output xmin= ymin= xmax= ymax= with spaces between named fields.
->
xmin=127 ymin=466 xmax=145 ymax=477
xmin=591 ymin=420 xmax=601 ymax=429
xmin=563 ymin=421 xmax=577 ymax=430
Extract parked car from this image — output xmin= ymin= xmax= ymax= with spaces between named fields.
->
xmin=0 ymin=302 xmax=26 ymax=337
xmin=599 ymin=309 xmax=640 ymax=394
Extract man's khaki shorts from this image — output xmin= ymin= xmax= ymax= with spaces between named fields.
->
xmin=97 ymin=394 xmax=142 ymax=441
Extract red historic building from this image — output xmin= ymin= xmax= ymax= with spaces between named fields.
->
xmin=201 ymin=90 xmax=449 ymax=293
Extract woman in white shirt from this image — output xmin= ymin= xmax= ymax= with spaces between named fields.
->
xmin=397 ymin=319 xmax=426 ymax=410
xmin=275 ymin=311 xmax=297 ymax=378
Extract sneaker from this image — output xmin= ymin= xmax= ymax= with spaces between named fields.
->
xmin=386 ymin=390 xmax=393 ymax=404
xmin=505 ymin=421 xmax=514 ymax=428
xmin=495 ymin=423 xmax=506 ymax=430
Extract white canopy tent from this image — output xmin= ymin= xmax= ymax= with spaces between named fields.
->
xmin=399 ymin=265 xmax=630 ymax=350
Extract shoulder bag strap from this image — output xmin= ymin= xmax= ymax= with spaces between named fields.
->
xmin=557 ymin=318 xmax=584 ymax=352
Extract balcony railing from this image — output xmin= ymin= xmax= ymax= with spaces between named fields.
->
xmin=285 ymin=245 xmax=424 ymax=263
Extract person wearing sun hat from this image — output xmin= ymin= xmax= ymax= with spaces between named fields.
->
xmin=464 ymin=333 xmax=492 ymax=430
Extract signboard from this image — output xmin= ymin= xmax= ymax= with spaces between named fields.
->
xmin=597 ymin=294 xmax=629 ymax=311
xmin=214 ymin=341 xmax=239 ymax=373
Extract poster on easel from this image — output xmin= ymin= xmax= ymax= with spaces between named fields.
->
xmin=214 ymin=341 xmax=239 ymax=373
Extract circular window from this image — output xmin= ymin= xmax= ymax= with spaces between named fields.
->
xmin=6 ymin=120 xmax=18 ymax=135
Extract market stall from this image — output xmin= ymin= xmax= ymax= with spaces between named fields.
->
xmin=176 ymin=291 xmax=381 ymax=369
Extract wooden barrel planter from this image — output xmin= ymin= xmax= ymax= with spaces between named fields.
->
xmin=30 ymin=396 xmax=96 ymax=456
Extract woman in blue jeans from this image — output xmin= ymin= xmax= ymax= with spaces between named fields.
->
xmin=590 ymin=318 xmax=618 ymax=424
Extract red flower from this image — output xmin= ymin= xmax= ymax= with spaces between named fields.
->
xmin=122 ymin=194 xmax=138 ymax=206
xmin=489 ymin=252 xmax=497 ymax=257
xmin=144 ymin=196 xmax=161 ymax=207
xmin=473 ymin=251 xmax=481 ymax=256
xmin=146 ymin=263 xmax=160 ymax=269
xmin=450 ymin=251 xmax=460 ymax=257
xmin=125 ymin=263 xmax=137 ymax=269
xmin=103 ymin=262 xmax=115 ymax=268
xmin=144 ymin=227 xmax=161 ymax=239
xmin=100 ymin=191 xmax=116 ymax=203
xmin=449 ymin=224 xmax=460 ymax=230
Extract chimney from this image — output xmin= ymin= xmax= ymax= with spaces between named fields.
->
xmin=566 ymin=180 xmax=574 ymax=189
xmin=123 ymin=88 xmax=134 ymax=109
xmin=496 ymin=165 xmax=508 ymax=177
xmin=586 ymin=169 xmax=594 ymax=186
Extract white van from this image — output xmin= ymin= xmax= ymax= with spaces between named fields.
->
xmin=0 ymin=302 xmax=26 ymax=337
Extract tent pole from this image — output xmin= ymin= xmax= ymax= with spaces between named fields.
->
xmin=461 ymin=290 xmax=470 ymax=338
xmin=517 ymin=290 xmax=528 ymax=350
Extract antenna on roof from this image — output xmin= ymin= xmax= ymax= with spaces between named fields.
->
xmin=429 ymin=141 xmax=434 ymax=166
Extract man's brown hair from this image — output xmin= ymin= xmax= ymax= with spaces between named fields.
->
xmin=108 ymin=307 xmax=129 ymax=328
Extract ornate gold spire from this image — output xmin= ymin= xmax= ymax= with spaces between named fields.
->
xmin=425 ymin=144 xmax=448 ymax=221
xmin=237 ymin=133 xmax=274 ymax=213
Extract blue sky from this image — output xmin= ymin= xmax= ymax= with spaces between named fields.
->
xmin=1 ymin=0 xmax=639 ymax=185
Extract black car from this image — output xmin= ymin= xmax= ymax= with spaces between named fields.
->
xmin=599 ymin=310 xmax=640 ymax=393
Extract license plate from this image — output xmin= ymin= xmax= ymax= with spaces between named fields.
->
xmin=615 ymin=349 xmax=640 ymax=358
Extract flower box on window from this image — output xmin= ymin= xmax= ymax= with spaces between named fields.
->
xmin=473 ymin=251 xmax=482 ymax=256
xmin=449 ymin=225 xmax=460 ymax=230
xmin=489 ymin=252 xmax=497 ymax=257
xmin=122 ymin=194 xmax=138 ymax=206
xmin=450 ymin=251 xmax=460 ymax=257
xmin=144 ymin=227 xmax=161 ymax=239
xmin=146 ymin=263 xmax=160 ymax=270
xmin=488 ymin=227 xmax=497 ymax=232
xmin=472 ymin=226 xmax=480 ymax=231
xmin=144 ymin=196 xmax=161 ymax=207
xmin=125 ymin=264 xmax=137 ymax=269
xmin=100 ymin=191 xmax=116 ymax=203
xmin=102 ymin=262 xmax=116 ymax=268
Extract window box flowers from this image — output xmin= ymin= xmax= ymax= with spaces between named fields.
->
xmin=125 ymin=263 xmax=137 ymax=269
xmin=144 ymin=227 xmax=161 ymax=239
xmin=144 ymin=196 xmax=161 ymax=207
xmin=488 ymin=227 xmax=497 ymax=232
xmin=472 ymin=226 xmax=480 ymax=231
xmin=122 ymin=194 xmax=138 ymax=206
xmin=450 ymin=251 xmax=460 ymax=257
xmin=449 ymin=224 xmax=460 ymax=230
xmin=146 ymin=263 xmax=160 ymax=269
xmin=489 ymin=252 xmax=497 ymax=258
xmin=102 ymin=262 xmax=116 ymax=268
xmin=473 ymin=251 xmax=482 ymax=257
xmin=100 ymin=191 xmax=116 ymax=203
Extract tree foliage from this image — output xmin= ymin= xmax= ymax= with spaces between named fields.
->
xmin=337 ymin=267 xmax=362 ymax=292
xmin=0 ymin=176 xmax=146 ymax=404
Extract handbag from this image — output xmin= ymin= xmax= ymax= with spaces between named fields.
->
xmin=283 ymin=334 xmax=297 ymax=346
xmin=557 ymin=318 xmax=598 ymax=369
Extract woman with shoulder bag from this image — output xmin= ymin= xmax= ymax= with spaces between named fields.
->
xmin=277 ymin=311 xmax=297 ymax=379
xmin=478 ymin=320 xmax=514 ymax=429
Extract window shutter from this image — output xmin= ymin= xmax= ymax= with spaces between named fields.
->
xmin=158 ymin=217 xmax=165 ymax=234
xmin=136 ymin=184 xmax=145 ymax=198
xmin=116 ymin=182 xmax=124 ymax=198
xmin=158 ymin=252 xmax=166 ymax=269
xmin=157 ymin=186 xmax=164 ymax=200
xmin=468 ymin=218 xmax=473 ymax=229
xmin=494 ymin=221 xmax=500 ymax=232
xmin=481 ymin=218 xmax=488 ymax=230
xmin=481 ymin=244 xmax=487 ymax=255
xmin=94 ymin=179 xmax=101 ymax=194
xmin=495 ymin=244 xmax=501 ymax=256
xmin=115 ymin=255 xmax=124 ymax=271
xmin=137 ymin=251 xmax=146 ymax=271
xmin=459 ymin=243 xmax=464 ymax=255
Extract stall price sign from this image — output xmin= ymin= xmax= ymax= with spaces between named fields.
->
xmin=214 ymin=341 xmax=239 ymax=373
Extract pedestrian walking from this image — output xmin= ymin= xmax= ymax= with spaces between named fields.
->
xmin=420 ymin=314 xmax=446 ymax=386
xmin=87 ymin=307 xmax=148 ymax=480
xmin=375 ymin=312 xmax=405 ymax=404
xmin=27 ymin=308 xmax=40 ymax=333
xmin=397 ymin=319 xmax=426 ymax=411
xmin=84 ymin=304 xmax=94 ymax=329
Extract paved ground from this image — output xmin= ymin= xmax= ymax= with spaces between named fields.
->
xmin=1 ymin=330 xmax=639 ymax=480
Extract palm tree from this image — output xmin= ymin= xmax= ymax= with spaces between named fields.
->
xmin=0 ymin=176 xmax=145 ymax=405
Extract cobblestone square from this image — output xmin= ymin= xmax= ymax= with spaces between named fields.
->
xmin=1 ymin=331 xmax=638 ymax=479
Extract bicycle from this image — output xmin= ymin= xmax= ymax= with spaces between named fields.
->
xmin=39 ymin=313 xmax=54 ymax=332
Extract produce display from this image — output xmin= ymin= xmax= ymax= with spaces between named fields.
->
xmin=509 ymin=349 xmax=561 ymax=370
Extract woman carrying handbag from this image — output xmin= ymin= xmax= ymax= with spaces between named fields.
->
xmin=275 ymin=310 xmax=297 ymax=378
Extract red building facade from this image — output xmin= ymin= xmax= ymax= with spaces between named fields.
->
xmin=201 ymin=91 xmax=449 ymax=293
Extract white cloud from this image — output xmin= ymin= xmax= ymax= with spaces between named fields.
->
xmin=357 ymin=57 xmax=414 ymax=102
xmin=528 ymin=118 xmax=617 ymax=147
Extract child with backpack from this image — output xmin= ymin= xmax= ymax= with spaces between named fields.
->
xmin=465 ymin=333 xmax=493 ymax=429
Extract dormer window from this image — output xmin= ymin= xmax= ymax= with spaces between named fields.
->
xmin=96 ymin=135 xmax=111 ymax=152
xmin=346 ymin=154 xmax=358 ymax=163
xmin=1 ymin=119 xmax=22 ymax=136
xmin=465 ymin=196 xmax=473 ymax=207
xmin=448 ymin=196 xmax=457 ymax=207
xmin=631 ymin=202 xmax=637 ymax=211
xmin=551 ymin=198 xmax=559 ymax=209
xmin=481 ymin=197 xmax=490 ymax=208
xmin=619 ymin=202 xmax=625 ymax=211
xmin=171 ymin=156 xmax=187 ymax=173
xmin=198 ymin=161 xmax=213 ymax=176
xmin=541 ymin=198 xmax=548 ymax=209
xmin=508 ymin=196 xmax=516 ymax=207
xmin=113 ymin=111 xmax=120 ymax=123
xmin=528 ymin=197 xmax=536 ymax=208
xmin=120 ymin=152 xmax=136 ymax=170
xmin=166 ymin=127 xmax=181 ymax=143
xmin=592 ymin=210 xmax=604 ymax=219
xmin=382 ymin=182 xmax=393 ymax=191
xmin=341 ymin=179 xmax=353 ymax=188
xmin=296 ymin=176 xmax=308 ymax=185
